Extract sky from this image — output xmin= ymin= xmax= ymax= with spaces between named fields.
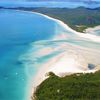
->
xmin=0 ymin=0 xmax=100 ymax=2
xmin=0 ymin=0 xmax=100 ymax=8
xmin=0 ymin=0 xmax=100 ymax=3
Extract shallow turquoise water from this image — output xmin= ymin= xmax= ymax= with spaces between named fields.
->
xmin=0 ymin=9 xmax=72 ymax=100
xmin=0 ymin=9 xmax=100 ymax=100
xmin=0 ymin=9 xmax=55 ymax=100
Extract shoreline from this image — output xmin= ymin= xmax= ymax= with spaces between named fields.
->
xmin=0 ymin=9 xmax=99 ymax=100
xmin=32 ymin=41 xmax=100 ymax=97
xmin=2 ymin=9 xmax=100 ymax=42
xmin=22 ymin=11 xmax=100 ymax=98
xmin=84 ymin=25 xmax=100 ymax=35
xmin=8 ymin=10 xmax=99 ymax=99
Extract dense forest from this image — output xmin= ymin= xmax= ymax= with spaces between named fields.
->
xmin=33 ymin=71 xmax=100 ymax=100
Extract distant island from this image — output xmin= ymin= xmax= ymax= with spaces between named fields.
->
xmin=1 ymin=7 xmax=100 ymax=32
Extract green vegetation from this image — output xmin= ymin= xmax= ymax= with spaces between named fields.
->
xmin=33 ymin=71 xmax=100 ymax=100
xmin=31 ymin=7 xmax=100 ymax=32
xmin=75 ymin=25 xmax=88 ymax=32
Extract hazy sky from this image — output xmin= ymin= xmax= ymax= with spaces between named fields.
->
xmin=0 ymin=0 xmax=100 ymax=8
xmin=0 ymin=0 xmax=100 ymax=2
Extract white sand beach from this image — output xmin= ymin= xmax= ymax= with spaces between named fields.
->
xmin=24 ymin=12 xmax=100 ymax=98
xmin=32 ymin=12 xmax=100 ymax=86
xmin=33 ymin=42 xmax=100 ymax=87
xmin=84 ymin=25 xmax=100 ymax=34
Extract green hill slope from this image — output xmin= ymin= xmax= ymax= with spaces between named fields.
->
xmin=33 ymin=71 xmax=100 ymax=100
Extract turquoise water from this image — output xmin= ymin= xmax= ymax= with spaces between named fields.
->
xmin=0 ymin=9 xmax=73 ymax=100
xmin=0 ymin=10 xmax=55 ymax=100
xmin=0 ymin=9 xmax=100 ymax=100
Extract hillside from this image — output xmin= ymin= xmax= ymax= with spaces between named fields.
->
xmin=33 ymin=71 xmax=100 ymax=100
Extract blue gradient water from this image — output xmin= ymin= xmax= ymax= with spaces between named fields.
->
xmin=0 ymin=10 xmax=58 ymax=100
xmin=0 ymin=9 xmax=100 ymax=100
xmin=0 ymin=9 xmax=73 ymax=100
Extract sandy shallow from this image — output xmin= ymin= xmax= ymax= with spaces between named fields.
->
xmin=84 ymin=25 xmax=100 ymax=34
xmin=31 ymin=12 xmax=100 ymax=87
xmin=31 ymin=41 xmax=100 ymax=99
xmin=33 ymin=42 xmax=100 ymax=88
xmin=24 ymin=11 xmax=100 ymax=98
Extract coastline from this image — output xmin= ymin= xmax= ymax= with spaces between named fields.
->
xmin=7 ymin=10 xmax=99 ymax=99
xmin=26 ymin=11 xmax=100 ymax=98
xmin=0 ymin=8 xmax=100 ymax=100
xmin=84 ymin=25 xmax=100 ymax=35
xmin=4 ymin=9 xmax=100 ymax=42
xmin=32 ymin=41 xmax=100 ymax=97
xmin=35 ymin=12 xmax=100 ymax=42
xmin=33 ymin=44 xmax=100 ymax=82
